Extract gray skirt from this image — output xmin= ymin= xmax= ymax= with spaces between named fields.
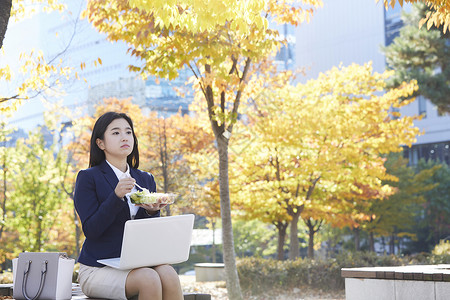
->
xmin=78 ymin=263 xmax=132 ymax=300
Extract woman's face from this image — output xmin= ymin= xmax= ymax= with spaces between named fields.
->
xmin=96 ymin=118 xmax=134 ymax=161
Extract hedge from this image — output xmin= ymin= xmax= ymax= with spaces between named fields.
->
xmin=237 ymin=251 xmax=450 ymax=295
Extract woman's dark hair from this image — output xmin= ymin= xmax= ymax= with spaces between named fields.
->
xmin=89 ymin=112 xmax=139 ymax=168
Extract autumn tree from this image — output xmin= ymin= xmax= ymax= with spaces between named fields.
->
xmin=0 ymin=0 xmax=77 ymax=114
xmin=7 ymin=117 xmax=73 ymax=254
xmin=235 ymin=63 xmax=421 ymax=259
xmin=70 ymin=97 xmax=210 ymax=218
xmin=348 ymin=153 xmax=438 ymax=252
xmin=382 ymin=3 xmax=450 ymax=113
xmin=0 ymin=121 xmax=17 ymax=267
xmin=141 ymin=114 xmax=177 ymax=216
xmin=413 ymin=158 xmax=450 ymax=251
xmin=231 ymin=137 xmax=293 ymax=260
xmin=189 ymin=69 xmax=293 ymax=260
xmin=177 ymin=106 xmax=223 ymax=261
xmin=139 ymin=111 xmax=214 ymax=216
xmin=0 ymin=122 xmax=14 ymax=239
xmin=232 ymin=137 xmax=300 ymax=260
xmin=0 ymin=0 xmax=66 ymax=49
xmin=337 ymin=180 xmax=395 ymax=252
xmin=83 ymin=1 xmax=322 ymax=298
xmin=0 ymin=104 xmax=78 ymax=263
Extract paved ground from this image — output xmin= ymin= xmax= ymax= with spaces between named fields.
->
xmin=180 ymin=275 xmax=346 ymax=300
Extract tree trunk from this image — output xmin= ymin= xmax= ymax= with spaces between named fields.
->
xmin=305 ymin=218 xmax=323 ymax=259
xmin=354 ymin=227 xmax=360 ymax=251
xmin=288 ymin=210 xmax=301 ymax=260
xmin=159 ymin=119 xmax=171 ymax=216
xmin=217 ymin=137 xmax=243 ymax=300
xmin=369 ymin=232 xmax=375 ymax=252
xmin=202 ymin=59 xmax=250 ymax=300
xmin=307 ymin=224 xmax=314 ymax=259
xmin=389 ymin=233 xmax=395 ymax=255
xmin=212 ymin=220 xmax=216 ymax=263
xmin=37 ymin=219 xmax=42 ymax=252
xmin=0 ymin=151 xmax=7 ymax=240
xmin=275 ymin=221 xmax=288 ymax=260
xmin=288 ymin=179 xmax=318 ymax=260
xmin=0 ymin=0 xmax=12 ymax=49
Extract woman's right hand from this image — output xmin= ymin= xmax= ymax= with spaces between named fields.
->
xmin=115 ymin=177 xmax=136 ymax=199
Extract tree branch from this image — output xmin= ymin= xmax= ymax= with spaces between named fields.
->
xmin=226 ymin=57 xmax=251 ymax=134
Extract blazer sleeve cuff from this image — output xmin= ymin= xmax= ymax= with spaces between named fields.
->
xmin=145 ymin=210 xmax=160 ymax=217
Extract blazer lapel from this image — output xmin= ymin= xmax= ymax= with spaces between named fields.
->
xmin=99 ymin=160 xmax=132 ymax=219
xmin=129 ymin=168 xmax=141 ymax=187
xmin=99 ymin=160 xmax=119 ymax=191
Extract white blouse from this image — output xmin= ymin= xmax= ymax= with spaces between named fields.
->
xmin=106 ymin=160 xmax=140 ymax=219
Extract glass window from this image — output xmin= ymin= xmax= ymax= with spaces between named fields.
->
xmin=403 ymin=141 xmax=450 ymax=166
xmin=444 ymin=144 xmax=450 ymax=165
xmin=418 ymin=96 xmax=427 ymax=117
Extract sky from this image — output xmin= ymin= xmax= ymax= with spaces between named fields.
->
xmin=2 ymin=0 xmax=136 ymax=132
xmin=2 ymin=12 xmax=45 ymax=131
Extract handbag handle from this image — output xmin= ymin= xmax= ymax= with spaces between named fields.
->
xmin=21 ymin=260 xmax=48 ymax=300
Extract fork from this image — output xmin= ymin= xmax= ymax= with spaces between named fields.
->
xmin=134 ymin=182 xmax=148 ymax=191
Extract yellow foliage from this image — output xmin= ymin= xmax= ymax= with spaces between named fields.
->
xmin=129 ymin=0 xmax=271 ymax=35
xmin=267 ymin=0 xmax=323 ymax=26
xmin=10 ymin=0 xmax=65 ymax=22
xmin=1 ymin=0 xmax=77 ymax=115
xmin=432 ymin=239 xmax=450 ymax=255
xmin=232 ymin=62 xmax=421 ymax=228
xmin=82 ymin=0 xmax=322 ymax=139
xmin=379 ymin=0 xmax=450 ymax=33
xmin=1 ymin=50 xmax=73 ymax=114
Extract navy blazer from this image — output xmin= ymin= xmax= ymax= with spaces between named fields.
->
xmin=74 ymin=160 xmax=159 ymax=267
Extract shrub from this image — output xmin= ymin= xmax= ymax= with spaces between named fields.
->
xmin=335 ymin=251 xmax=407 ymax=267
xmin=0 ymin=271 xmax=13 ymax=284
xmin=237 ymin=257 xmax=344 ymax=295
xmin=430 ymin=240 xmax=450 ymax=264
xmin=237 ymin=257 xmax=285 ymax=295
xmin=236 ymin=251 xmax=448 ymax=295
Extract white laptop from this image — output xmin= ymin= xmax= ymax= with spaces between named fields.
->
xmin=97 ymin=214 xmax=195 ymax=270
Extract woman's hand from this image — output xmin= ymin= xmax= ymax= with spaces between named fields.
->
xmin=115 ymin=177 xmax=136 ymax=199
xmin=137 ymin=202 xmax=167 ymax=215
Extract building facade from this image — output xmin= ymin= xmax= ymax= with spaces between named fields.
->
xmin=294 ymin=0 xmax=450 ymax=166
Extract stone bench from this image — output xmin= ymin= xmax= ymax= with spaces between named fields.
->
xmin=341 ymin=264 xmax=450 ymax=300
xmin=0 ymin=283 xmax=211 ymax=300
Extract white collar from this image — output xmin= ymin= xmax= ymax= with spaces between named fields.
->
xmin=106 ymin=160 xmax=131 ymax=180
xmin=106 ymin=160 xmax=139 ymax=218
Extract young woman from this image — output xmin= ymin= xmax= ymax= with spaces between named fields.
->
xmin=74 ymin=112 xmax=183 ymax=300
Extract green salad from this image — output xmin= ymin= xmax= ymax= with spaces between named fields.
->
xmin=129 ymin=191 xmax=176 ymax=205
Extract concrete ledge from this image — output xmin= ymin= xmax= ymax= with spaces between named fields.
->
xmin=341 ymin=264 xmax=450 ymax=281
xmin=342 ymin=265 xmax=450 ymax=300
xmin=194 ymin=263 xmax=225 ymax=282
